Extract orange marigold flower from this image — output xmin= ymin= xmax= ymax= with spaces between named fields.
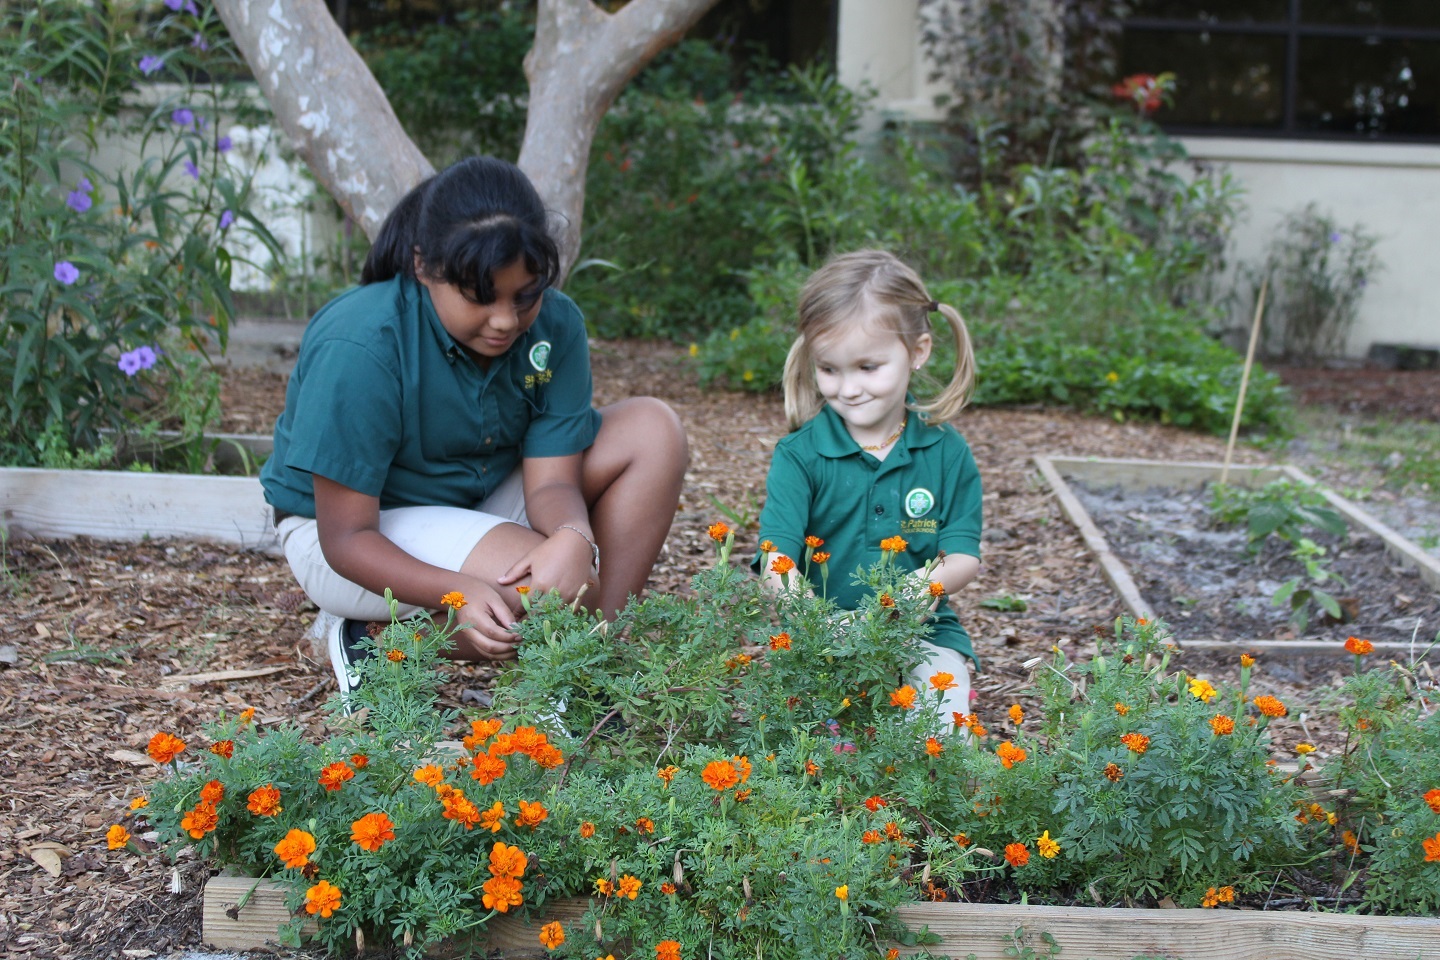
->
xmin=413 ymin=764 xmax=444 ymax=787
xmin=1254 ymin=695 xmax=1288 ymax=718
xmin=1424 ymin=834 xmax=1440 ymax=863
xmin=532 ymin=743 xmax=565 ymax=769
xmin=482 ymin=874 xmax=524 ymax=913
xmin=318 ymin=761 xmax=355 ymax=791
xmin=864 ymin=795 xmax=889 ymax=812
xmin=210 ymin=740 xmax=234 ymax=759
xmin=274 ymin=829 xmax=316 ymax=869
xmin=1424 ymin=788 xmax=1440 ymax=814
xmin=539 ymin=920 xmax=565 ymax=950
xmin=805 ymin=535 xmax=825 ymax=548
xmin=970 ymin=721 xmax=988 ymax=737
xmin=952 ymin=711 xmax=970 ymax=728
xmin=931 ymin=672 xmax=957 ymax=690
xmin=1240 ymin=653 xmax=1256 ymax=668
xmin=618 ymin=874 xmax=642 ymax=899
xmin=107 ymin=824 xmax=131 ymax=850
xmin=247 ymin=784 xmax=282 ymax=817
xmin=1201 ymin=885 xmax=1236 ymax=908
xmin=1103 ymin=763 xmax=1124 ymax=782
xmin=708 ymin=522 xmax=730 ymax=542
xmin=726 ymin=653 xmax=752 ymax=670
xmin=147 ymin=732 xmax=186 ymax=764
xmin=883 ymin=822 xmax=906 ymax=842
xmin=1004 ymin=843 xmax=1030 ymax=867
xmin=735 ymin=787 xmax=753 ymax=802
xmin=1121 ymin=732 xmax=1150 ymax=754
xmin=1342 ymin=830 xmax=1361 ymax=855
xmin=480 ymin=800 xmax=506 ymax=833
xmin=200 ymin=780 xmax=225 ymax=805
xmin=810 ymin=550 xmax=831 ymax=564
xmin=887 ymin=950 xmax=901 ymax=960
xmin=1009 ymin=704 xmax=1024 ymax=724
xmin=925 ymin=737 xmax=944 ymax=757
xmin=770 ymin=555 xmax=796 ymax=576
xmin=890 ymin=685 xmax=917 ymax=709
xmin=635 ymin=816 xmax=655 ymax=835
xmin=734 ymin=755 xmax=752 ymax=783
xmin=805 ymin=758 xmax=820 ymax=776
xmin=880 ymin=535 xmax=908 ymax=553
xmin=879 ymin=593 xmax=896 ymax=608
xmin=996 ymin=741 xmax=1028 ymax=768
xmin=488 ymin=840 xmax=528 ymax=878
xmin=440 ymin=591 xmax=467 ymax=609
xmin=239 ymin=707 xmax=255 ymax=724
xmin=656 ymin=941 xmax=683 ymax=960
xmin=594 ymin=878 xmax=613 ymax=896
xmin=580 ymin=821 xmax=596 ymax=838
xmin=472 ymin=748 xmax=508 ymax=785
xmin=769 ymin=632 xmax=792 ymax=650
xmin=660 ymin=881 xmax=677 ymax=895
xmin=351 ymin=753 xmax=369 ymax=769
xmin=702 ymin=759 xmax=739 ymax=791
xmin=953 ymin=833 xmax=971 ymax=847
xmin=305 ymin=879 xmax=342 ymax=918
xmin=351 ymin=812 xmax=396 ymax=852
xmin=1210 ymin=715 xmax=1236 ymax=736
xmin=1344 ymin=636 xmax=1374 ymax=656
xmin=386 ymin=648 xmax=406 ymax=662
xmin=181 ymin=802 xmax=219 ymax=840
xmin=861 ymin=829 xmax=883 ymax=844
xmin=516 ymin=585 xmax=531 ymax=596
xmin=1114 ymin=703 xmax=1130 ymax=716
xmin=443 ymin=792 xmax=481 ymax=830
xmin=759 ymin=540 xmax=776 ymax=553
xmin=129 ymin=795 xmax=148 ymax=811
xmin=468 ymin=719 xmax=504 ymax=750
xmin=929 ymin=581 xmax=945 ymax=598
xmin=657 ymin=765 xmax=679 ymax=785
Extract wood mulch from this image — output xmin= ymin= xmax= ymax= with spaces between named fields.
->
xmin=0 ymin=340 xmax=1428 ymax=959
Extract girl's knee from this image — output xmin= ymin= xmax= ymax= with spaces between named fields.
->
xmin=602 ymin=396 xmax=689 ymax=466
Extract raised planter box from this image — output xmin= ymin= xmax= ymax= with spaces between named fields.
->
xmin=1034 ymin=455 xmax=1440 ymax=656
xmin=200 ymin=877 xmax=1440 ymax=959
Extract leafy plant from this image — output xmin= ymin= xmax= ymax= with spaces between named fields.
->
xmin=981 ymin=594 xmax=1029 ymax=612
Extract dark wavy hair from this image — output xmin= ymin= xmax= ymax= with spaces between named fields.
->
xmin=360 ymin=156 xmax=560 ymax=302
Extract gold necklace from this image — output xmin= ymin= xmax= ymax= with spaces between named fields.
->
xmin=860 ymin=416 xmax=907 ymax=452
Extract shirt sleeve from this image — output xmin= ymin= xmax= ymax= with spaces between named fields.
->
xmin=937 ymin=436 xmax=983 ymax=558
xmin=281 ymin=337 xmax=404 ymax=497
xmin=521 ymin=297 xmax=602 ymax=458
xmin=753 ymin=441 xmax=814 ymax=573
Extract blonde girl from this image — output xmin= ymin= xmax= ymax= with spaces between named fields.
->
xmin=754 ymin=249 xmax=982 ymax=716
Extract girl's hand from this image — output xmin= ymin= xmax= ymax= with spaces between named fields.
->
xmin=449 ymin=583 xmax=525 ymax=660
xmin=497 ymin=531 xmax=595 ymax=603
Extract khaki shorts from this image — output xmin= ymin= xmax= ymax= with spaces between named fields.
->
xmin=276 ymin=466 xmax=528 ymax=621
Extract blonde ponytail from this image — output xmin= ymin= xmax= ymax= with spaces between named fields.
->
xmin=912 ymin=302 xmax=976 ymax=424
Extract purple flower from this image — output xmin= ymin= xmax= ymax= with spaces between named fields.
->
xmin=172 ymin=107 xmax=194 ymax=127
xmin=191 ymin=33 xmax=209 ymax=51
xmin=184 ymin=0 xmax=198 ymax=14
xmin=219 ymin=209 xmax=234 ymax=230
xmin=66 ymin=186 xmax=92 ymax=213
xmin=164 ymin=0 xmax=183 ymax=10
xmin=54 ymin=261 xmax=80 ymax=285
xmin=1329 ymin=231 xmax=1343 ymax=244
xmin=184 ymin=159 xmax=200 ymax=180
xmin=139 ymin=54 xmax=165 ymax=76
xmin=118 ymin=346 xmax=159 ymax=376
xmin=216 ymin=135 xmax=232 ymax=153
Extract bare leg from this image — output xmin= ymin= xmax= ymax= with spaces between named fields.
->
xmin=581 ymin=397 xmax=688 ymax=618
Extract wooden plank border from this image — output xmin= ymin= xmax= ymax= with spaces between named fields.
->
xmin=1033 ymin=455 xmax=1439 ymax=657
xmin=201 ymin=878 xmax=1440 ymax=959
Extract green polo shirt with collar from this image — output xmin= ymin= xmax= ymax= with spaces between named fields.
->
xmin=260 ymin=275 xmax=601 ymax=517
xmin=753 ymin=403 xmax=983 ymax=666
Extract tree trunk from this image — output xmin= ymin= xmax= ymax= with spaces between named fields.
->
xmin=214 ymin=0 xmax=720 ymax=277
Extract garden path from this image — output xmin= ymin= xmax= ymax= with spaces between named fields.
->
xmin=1 ymin=338 xmax=1433 ymax=959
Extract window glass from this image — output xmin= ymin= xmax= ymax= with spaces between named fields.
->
xmin=1121 ymin=30 xmax=1286 ymax=128
xmin=1131 ymin=1 xmax=1288 ymax=24
xmin=1300 ymin=1 xmax=1440 ymax=29
xmin=1296 ymin=37 xmax=1440 ymax=135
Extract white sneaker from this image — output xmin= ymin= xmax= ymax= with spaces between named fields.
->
xmin=324 ymin=613 xmax=367 ymax=705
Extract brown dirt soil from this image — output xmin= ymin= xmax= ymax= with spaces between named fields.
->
xmin=1272 ymin=364 xmax=1440 ymax=422
xmin=0 ymin=342 xmax=1432 ymax=959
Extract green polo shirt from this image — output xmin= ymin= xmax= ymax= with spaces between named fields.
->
xmin=753 ymin=404 xmax=983 ymax=666
xmin=261 ymin=275 xmax=601 ymax=517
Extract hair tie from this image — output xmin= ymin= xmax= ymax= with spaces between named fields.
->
xmin=927 ymin=300 xmax=939 ymax=313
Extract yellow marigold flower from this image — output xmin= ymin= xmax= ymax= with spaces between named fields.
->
xmin=480 ymin=800 xmax=506 ymax=833
xmin=1210 ymin=715 xmax=1235 ymax=736
xmin=318 ymin=761 xmax=355 ymax=791
xmin=181 ymin=802 xmax=219 ymax=840
xmin=688 ymin=342 xmax=699 ymax=357
xmin=351 ymin=812 xmax=396 ymax=852
xmin=1105 ymin=370 xmax=1119 ymax=383
xmin=618 ymin=874 xmax=642 ymax=899
xmin=656 ymin=941 xmax=683 ymax=960
xmin=1036 ymin=830 xmax=1060 ymax=859
xmin=107 ymin=824 xmax=131 ymax=850
xmin=147 ymin=732 xmax=186 ymax=764
xmin=1253 ymin=695 xmax=1288 ymax=718
xmin=413 ymin=764 xmax=445 ymax=787
xmin=1295 ymin=743 xmax=1317 ymax=755
xmin=1344 ymin=636 xmax=1374 ymax=656
xmin=810 ymin=550 xmax=831 ymax=564
xmin=440 ymin=591 xmax=467 ymax=609
xmin=834 ymin=885 xmax=848 ymax=901
xmin=129 ymin=795 xmax=148 ymax=811
xmin=539 ymin=921 xmax=565 ymax=950
xmin=769 ymin=632 xmax=792 ymax=650
xmin=386 ymin=648 xmax=406 ymax=662
xmin=759 ymin=539 xmax=776 ymax=553
xmin=275 ymin=828 xmax=316 ymax=869
xmin=702 ymin=759 xmax=740 ymax=791
xmin=770 ymin=554 xmax=796 ymax=575
xmin=247 ymin=784 xmax=282 ymax=817
xmin=210 ymin=740 xmax=234 ymax=759
xmin=707 ymin=522 xmax=730 ymax=542
xmin=305 ymin=879 xmax=342 ymax=918
xmin=1239 ymin=653 xmax=1256 ymax=668
xmin=929 ymin=581 xmax=946 ymax=598
xmin=930 ymin=672 xmax=957 ymax=690
xmin=1114 ymin=703 xmax=1129 ymax=716
xmin=889 ymin=685 xmax=917 ymax=709
xmin=1188 ymin=677 xmax=1217 ymax=703
xmin=996 ymin=741 xmax=1027 ymax=768
xmin=1103 ymin=762 xmax=1123 ymax=782
xmin=804 ymin=535 xmax=824 ymax=548
xmin=879 ymin=535 xmax=908 ymax=553
xmin=1009 ymin=704 xmax=1024 ymax=724
xmin=580 ymin=821 xmax=596 ymax=838
xmin=925 ymin=737 xmax=943 ymax=757
xmin=657 ymin=765 xmax=679 ymax=785
xmin=1004 ymin=843 xmax=1030 ymax=867
xmin=1121 ymin=732 xmax=1150 ymax=754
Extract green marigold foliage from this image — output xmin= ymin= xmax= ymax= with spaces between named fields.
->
xmin=127 ymin=543 xmax=1434 ymax=958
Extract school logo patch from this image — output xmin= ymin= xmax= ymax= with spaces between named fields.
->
xmin=904 ymin=487 xmax=936 ymax=519
xmin=528 ymin=340 xmax=552 ymax=372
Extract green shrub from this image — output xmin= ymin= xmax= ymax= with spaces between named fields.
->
xmin=0 ymin=0 xmax=274 ymax=466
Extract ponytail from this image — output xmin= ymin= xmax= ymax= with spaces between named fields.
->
xmin=912 ymin=302 xmax=976 ymax=424
xmin=361 ymin=177 xmax=433 ymax=284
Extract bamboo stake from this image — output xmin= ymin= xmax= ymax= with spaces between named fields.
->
xmin=1221 ymin=278 xmax=1268 ymax=486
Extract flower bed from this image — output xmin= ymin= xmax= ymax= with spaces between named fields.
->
xmin=117 ymin=529 xmax=1440 ymax=959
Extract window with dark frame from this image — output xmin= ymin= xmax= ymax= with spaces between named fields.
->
xmin=1119 ymin=0 xmax=1440 ymax=141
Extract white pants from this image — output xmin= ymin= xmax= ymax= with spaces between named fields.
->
xmin=908 ymin=640 xmax=973 ymax=719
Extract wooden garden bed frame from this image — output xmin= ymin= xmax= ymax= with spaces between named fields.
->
xmin=1033 ymin=455 xmax=1440 ymax=657
xmin=200 ymin=877 xmax=1440 ymax=959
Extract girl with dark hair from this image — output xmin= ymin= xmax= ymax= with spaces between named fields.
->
xmin=260 ymin=157 xmax=688 ymax=699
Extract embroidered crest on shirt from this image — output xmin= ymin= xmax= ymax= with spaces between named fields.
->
xmin=904 ymin=487 xmax=935 ymax=518
xmin=525 ymin=340 xmax=554 ymax=389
